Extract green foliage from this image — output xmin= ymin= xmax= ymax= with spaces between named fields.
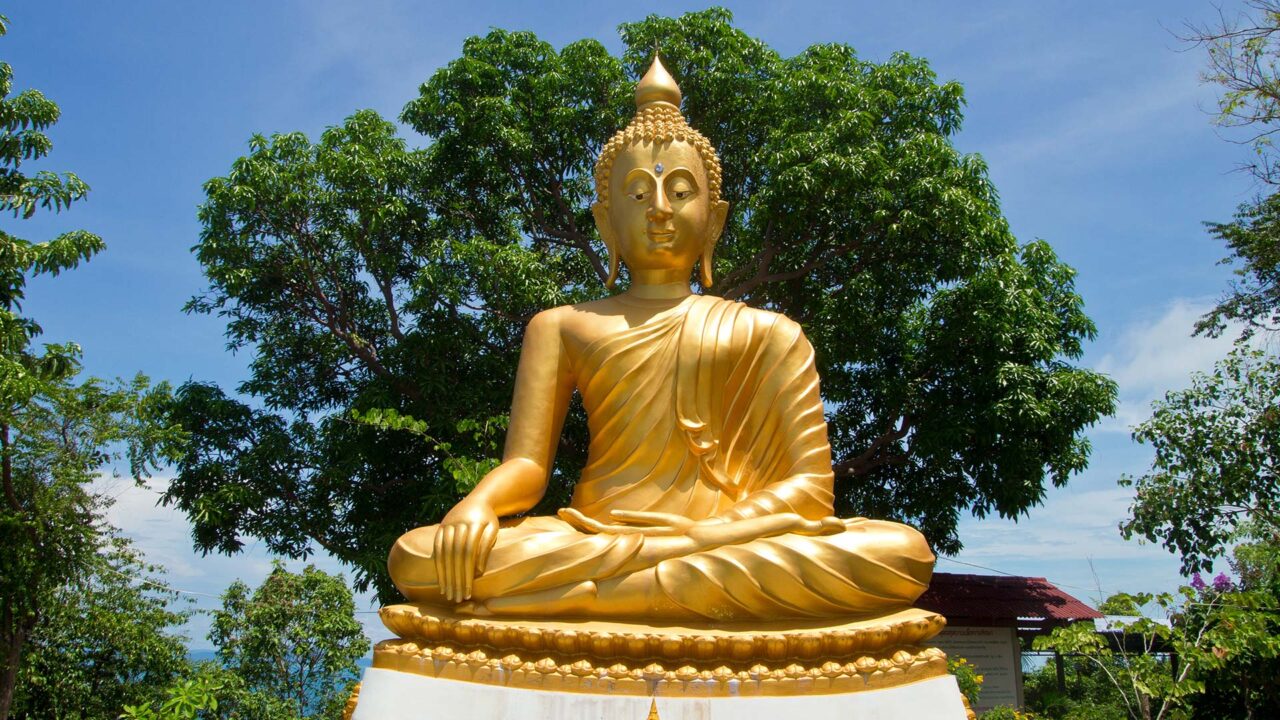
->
xmin=1180 ymin=538 xmax=1280 ymax=717
xmin=1183 ymin=0 xmax=1280 ymax=357
xmin=1120 ymin=346 xmax=1279 ymax=574
xmin=170 ymin=8 xmax=1116 ymax=598
xmin=120 ymin=673 xmax=220 ymax=720
xmin=0 ymin=15 xmax=185 ymax=718
xmin=8 ymin=534 xmax=189 ymax=720
xmin=1023 ymin=655 xmax=1129 ymax=720
xmin=948 ymin=656 xmax=984 ymax=706
xmin=1033 ymin=564 xmax=1280 ymax=720
xmin=980 ymin=708 xmax=1039 ymax=720
xmin=210 ymin=563 xmax=368 ymax=720
xmin=351 ymin=408 xmax=506 ymax=493
xmin=121 ymin=661 xmax=297 ymax=720
xmin=1186 ymin=1 xmax=1280 ymax=187
xmin=1197 ymin=191 xmax=1280 ymax=339
xmin=1034 ymin=607 xmax=1187 ymax=720
xmin=0 ymin=371 xmax=184 ymax=719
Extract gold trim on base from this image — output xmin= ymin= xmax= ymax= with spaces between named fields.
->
xmin=372 ymin=638 xmax=950 ymax=697
xmin=341 ymin=682 xmax=360 ymax=720
xmin=379 ymin=604 xmax=946 ymax=664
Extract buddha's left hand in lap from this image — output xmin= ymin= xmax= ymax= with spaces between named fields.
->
xmin=559 ymin=507 xmax=844 ymax=543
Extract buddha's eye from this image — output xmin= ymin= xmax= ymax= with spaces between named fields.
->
xmin=626 ymin=180 xmax=652 ymax=202
xmin=668 ymin=180 xmax=695 ymax=201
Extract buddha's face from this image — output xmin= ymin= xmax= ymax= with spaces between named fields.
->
xmin=594 ymin=139 xmax=727 ymax=281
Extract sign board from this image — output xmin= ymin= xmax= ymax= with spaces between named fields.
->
xmin=933 ymin=626 xmax=1023 ymax=712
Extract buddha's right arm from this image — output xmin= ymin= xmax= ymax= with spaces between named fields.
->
xmin=473 ymin=309 xmax=575 ymax=514
xmin=435 ymin=309 xmax=575 ymax=601
xmin=450 ymin=310 xmax=575 ymax=515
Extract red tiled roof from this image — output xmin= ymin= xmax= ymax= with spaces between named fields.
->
xmin=916 ymin=572 xmax=1102 ymax=623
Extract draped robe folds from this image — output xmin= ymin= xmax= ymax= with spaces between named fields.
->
xmin=389 ymin=295 xmax=935 ymax=621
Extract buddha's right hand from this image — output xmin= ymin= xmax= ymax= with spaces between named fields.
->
xmin=434 ymin=499 xmax=499 ymax=603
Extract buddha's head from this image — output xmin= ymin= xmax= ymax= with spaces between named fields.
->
xmin=593 ymin=56 xmax=729 ymax=289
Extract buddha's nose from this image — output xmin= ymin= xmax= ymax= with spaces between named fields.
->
xmin=648 ymin=187 xmax=673 ymax=221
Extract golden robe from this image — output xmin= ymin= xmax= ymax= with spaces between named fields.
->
xmin=390 ymin=295 xmax=934 ymax=620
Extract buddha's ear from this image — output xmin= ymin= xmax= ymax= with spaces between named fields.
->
xmin=592 ymin=202 xmax=620 ymax=289
xmin=700 ymin=200 xmax=730 ymax=288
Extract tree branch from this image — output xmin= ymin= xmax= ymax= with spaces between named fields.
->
xmin=272 ymin=217 xmax=423 ymax=402
xmin=548 ymin=177 xmax=608 ymax=284
xmin=723 ymin=222 xmax=877 ymax=302
xmin=718 ymin=222 xmax=777 ymax=296
xmin=834 ymin=414 xmax=913 ymax=478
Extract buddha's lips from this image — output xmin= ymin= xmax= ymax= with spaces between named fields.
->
xmin=647 ymin=228 xmax=675 ymax=244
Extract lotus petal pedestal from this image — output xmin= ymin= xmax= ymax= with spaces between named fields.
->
xmin=348 ymin=604 xmax=975 ymax=719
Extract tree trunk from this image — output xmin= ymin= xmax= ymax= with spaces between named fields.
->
xmin=0 ymin=421 xmax=20 ymax=720
xmin=0 ymin=620 xmax=30 ymax=720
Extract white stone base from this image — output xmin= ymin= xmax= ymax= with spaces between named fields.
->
xmin=351 ymin=667 xmax=970 ymax=719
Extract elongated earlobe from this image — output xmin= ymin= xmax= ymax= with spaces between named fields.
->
xmin=606 ymin=252 xmax=620 ymax=289
xmin=701 ymin=200 xmax=730 ymax=288
xmin=592 ymin=202 xmax=620 ymax=289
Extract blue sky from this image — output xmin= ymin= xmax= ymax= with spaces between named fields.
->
xmin=6 ymin=1 xmax=1257 ymax=648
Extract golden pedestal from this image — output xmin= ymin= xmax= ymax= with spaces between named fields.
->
xmin=373 ymin=604 xmax=963 ymax=699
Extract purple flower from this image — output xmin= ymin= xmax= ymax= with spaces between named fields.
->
xmin=1213 ymin=572 xmax=1233 ymax=592
xmin=1190 ymin=573 xmax=1206 ymax=590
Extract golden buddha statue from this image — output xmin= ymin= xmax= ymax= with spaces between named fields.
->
xmin=386 ymin=56 xmax=934 ymax=624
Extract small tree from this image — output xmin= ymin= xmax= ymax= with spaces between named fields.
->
xmin=210 ymin=563 xmax=368 ymax=720
xmin=1022 ymin=652 xmax=1129 ymax=719
xmin=1034 ymin=594 xmax=1195 ymax=720
xmin=10 ymin=534 xmax=189 ymax=719
xmin=120 ymin=662 xmax=297 ymax=720
xmin=1120 ymin=347 xmax=1279 ymax=574
xmin=1181 ymin=538 xmax=1280 ymax=718
xmin=1034 ymin=575 xmax=1280 ymax=720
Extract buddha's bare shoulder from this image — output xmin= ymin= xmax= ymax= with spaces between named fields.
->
xmin=523 ymin=298 xmax=628 ymax=355
xmin=526 ymin=297 xmax=621 ymax=329
xmin=523 ymin=296 xmax=807 ymax=345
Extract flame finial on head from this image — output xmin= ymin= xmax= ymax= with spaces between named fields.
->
xmin=635 ymin=54 xmax=681 ymax=110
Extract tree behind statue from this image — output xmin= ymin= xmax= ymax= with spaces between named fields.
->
xmin=169 ymin=7 xmax=1117 ymax=599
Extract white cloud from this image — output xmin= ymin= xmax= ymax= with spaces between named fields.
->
xmin=1093 ymin=298 xmax=1239 ymax=432
xmin=92 ymin=476 xmax=384 ymax=652
xmin=958 ymin=487 xmax=1141 ymax=563
xmin=948 ymin=481 xmax=1187 ymax=603
xmin=95 ymin=475 xmax=203 ymax=578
